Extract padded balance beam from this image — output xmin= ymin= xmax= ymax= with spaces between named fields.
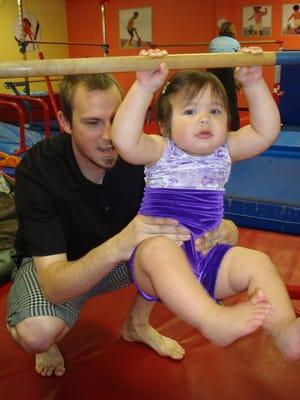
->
xmin=0 ymin=51 xmax=300 ymax=78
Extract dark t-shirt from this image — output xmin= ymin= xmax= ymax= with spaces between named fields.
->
xmin=15 ymin=134 xmax=145 ymax=261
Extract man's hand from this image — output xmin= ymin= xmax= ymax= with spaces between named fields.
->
xmin=194 ymin=219 xmax=238 ymax=255
xmin=114 ymin=214 xmax=191 ymax=261
xmin=114 ymin=216 xmax=238 ymax=260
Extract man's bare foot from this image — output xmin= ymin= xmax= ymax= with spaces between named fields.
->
xmin=202 ymin=300 xmax=270 ymax=347
xmin=122 ymin=317 xmax=185 ymax=360
xmin=35 ymin=344 xmax=65 ymax=376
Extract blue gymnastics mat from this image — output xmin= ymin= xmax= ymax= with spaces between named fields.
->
xmin=224 ymin=130 xmax=300 ymax=234
xmin=0 ymin=120 xmax=61 ymax=155
xmin=0 ymin=121 xmax=44 ymax=155
xmin=0 ymin=121 xmax=60 ymax=176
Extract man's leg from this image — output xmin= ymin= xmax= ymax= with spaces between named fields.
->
xmin=6 ymin=259 xmax=74 ymax=376
xmin=90 ymin=262 xmax=185 ymax=359
xmin=122 ymin=293 xmax=185 ymax=360
xmin=8 ymin=317 xmax=68 ymax=377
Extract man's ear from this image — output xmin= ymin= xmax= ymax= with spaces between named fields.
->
xmin=158 ymin=121 xmax=165 ymax=136
xmin=57 ymin=110 xmax=71 ymax=134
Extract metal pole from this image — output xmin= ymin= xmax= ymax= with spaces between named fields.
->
xmin=100 ymin=1 xmax=108 ymax=56
xmin=17 ymin=0 xmax=30 ymax=96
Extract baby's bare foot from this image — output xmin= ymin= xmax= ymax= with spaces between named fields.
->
xmin=202 ymin=301 xmax=270 ymax=347
xmin=122 ymin=318 xmax=185 ymax=360
xmin=275 ymin=317 xmax=300 ymax=360
xmin=35 ymin=344 xmax=65 ymax=376
xmin=249 ymin=288 xmax=267 ymax=304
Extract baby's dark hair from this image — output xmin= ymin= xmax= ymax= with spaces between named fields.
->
xmin=293 ymin=4 xmax=299 ymax=11
xmin=156 ymin=70 xmax=230 ymax=137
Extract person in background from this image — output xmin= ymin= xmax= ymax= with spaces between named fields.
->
xmin=6 ymin=72 xmax=238 ymax=377
xmin=208 ymin=21 xmax=241 ymax=131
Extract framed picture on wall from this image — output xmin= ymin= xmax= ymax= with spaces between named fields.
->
xmin=242 ymin=5 xmax=272 ymax=36
xmin=282 ymin=3 xmax=300 ymax=35
xmin=13 ymin=11 xmax=41 ymax=52
xmin=119 ymin=7 xmax=152 ymax=48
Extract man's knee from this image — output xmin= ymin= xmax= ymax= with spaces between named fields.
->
xmin=9 ymin=316 xmax=69 ymax=353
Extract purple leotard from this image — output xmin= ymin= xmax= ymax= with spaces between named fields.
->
xmin=130 ymin=138 xmax=232 ymax=301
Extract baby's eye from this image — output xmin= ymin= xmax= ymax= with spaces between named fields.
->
xmin=210 ymin=108 xmax=222 ymax=115
xmin=183 ymin=108 xmax=196 ymax=115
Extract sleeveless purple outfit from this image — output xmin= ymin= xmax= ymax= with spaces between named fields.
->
xmin=130 ymin=139 xmax=232 ymax=301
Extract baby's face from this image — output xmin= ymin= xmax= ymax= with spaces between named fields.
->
xmin=170 ymin=86 xmax=228 ymax=156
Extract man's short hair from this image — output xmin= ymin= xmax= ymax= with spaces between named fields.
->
xmin=59 ymin=73 xmax=123 ymax=123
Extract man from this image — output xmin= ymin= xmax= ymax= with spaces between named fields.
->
xmin=6 ymin=73 xmax=238 ymax=377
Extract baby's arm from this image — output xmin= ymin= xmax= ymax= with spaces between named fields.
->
xmin=228 ymin=47 xmax=281 ymax=162
xmin=111 ymin=49 xmax=168 ymax=165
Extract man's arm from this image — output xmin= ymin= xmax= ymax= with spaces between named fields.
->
xmin=35 ymin=214 xmax=191 ymax=304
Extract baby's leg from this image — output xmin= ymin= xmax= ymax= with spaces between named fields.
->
xmin=133 ymin=237 xmax=269 ymax=347
xmin=215 ymin=246 xmax=300 ymax=360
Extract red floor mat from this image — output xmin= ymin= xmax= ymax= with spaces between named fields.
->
xmin=0 ymin=228 xmax=300 ymax=399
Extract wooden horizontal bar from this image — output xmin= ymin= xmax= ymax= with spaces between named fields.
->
xmin=0 ymin=51 xmax=297 ymax=79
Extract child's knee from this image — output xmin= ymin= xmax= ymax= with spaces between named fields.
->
xmin=250 ymin=249 xmax=277 ymax=274
xmin=138 ymin=236 xmax=174 ymax=259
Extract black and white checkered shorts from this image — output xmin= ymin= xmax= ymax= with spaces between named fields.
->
xmin=6 ymin=258 xmax=133 ymax=328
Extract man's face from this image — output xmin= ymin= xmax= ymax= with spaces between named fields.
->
xmin=64 ymin=84 xmax=122 ymax=183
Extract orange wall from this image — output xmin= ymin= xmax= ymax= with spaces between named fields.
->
xmin=66 ymin=0 xmax=217 ymax=92
xmin=66 ymin=0 xmax=300 ymax=101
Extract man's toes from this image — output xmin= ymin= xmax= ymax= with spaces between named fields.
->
xmin=163 ymin=340 xmax=185 ymax=359
xmin=171 ymin=348 xmax=185 ymax=360
xmin=55 ymin=366 xmax=66 ymax=377
xmin=45 ymin=368 xmax=54 ymax=377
